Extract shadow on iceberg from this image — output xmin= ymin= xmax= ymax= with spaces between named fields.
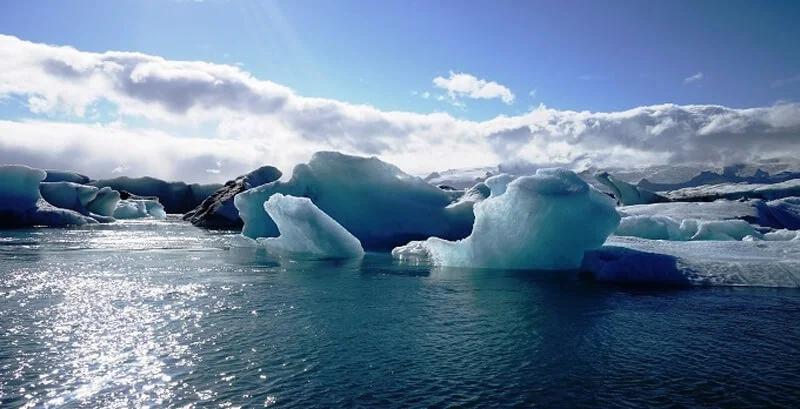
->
xmin=580 ymin=247 xmax=692 ymax=287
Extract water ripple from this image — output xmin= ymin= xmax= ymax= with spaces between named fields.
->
xmin=1 ymin=221 xmax=799 ymax=408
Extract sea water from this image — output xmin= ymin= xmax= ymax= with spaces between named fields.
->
xmin=1 ymin=218 xmax=799 ymax=408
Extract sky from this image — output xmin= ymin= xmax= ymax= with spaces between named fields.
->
xmin=1 ymin=0 xmax=799 ymax=182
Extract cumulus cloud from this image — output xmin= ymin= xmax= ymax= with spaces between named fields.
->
xmin=432 ymin=71 xmax=515 ymax=105
xmin=1 ymin=35 xmax=800 ymax=181
xmin=684 ymin=72 xmax=704 ymax=84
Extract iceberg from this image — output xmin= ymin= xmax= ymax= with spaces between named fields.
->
xmin=1 ymin=165 xmax=46 ymax=209
xmin=484 ymin=173 xmax=515 ymax=197
xmin=595 ymin=171 xmax=669 ymax=205
xmin=113 ymin=199 xmax=167 ymax=219
xmin=239 ymin=194 xmax=364 ymax=259
xmin=392 ymin=169 xmax=620 ymax=270
xmin=615 ymin=215 xmax=762 ymax=241
xmin=184 ymin=165 xmax=282 ymax=229
xmin=85 ymin=187 xmax=121 ymax=217
xmin=0 ymin=165 xmax=96 ymax=227
xmin=39 ymin=182 xmax=120 ymax=222
xmin=42 ymin=169 xmax=91 ymax=184
xmin=582 ymin=236 xmax=800 ymax=288
xmin=234 ymin=152 xmax=476 ymax=250
xmin=619 ymin=199 xmax=800 ymax=231
xmin=90 ymin=177 xmax=221 ymax=214
xmin=665 ymin=179 xmax=800 ymax=202
xmin=754 ymin=198 xmax=800 ymax=230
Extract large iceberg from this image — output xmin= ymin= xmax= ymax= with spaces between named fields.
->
xmin=39 ymin=182 xmax=120 ymax=222
xmin=0 ymin=165 xmax=96 ymax=227
xmin=237 ymin=194 xmax=364 ymax=259
xmin=90 ymin=177 xmax=221 ymax=214
xmin=392 ymin=169 xmax=620 ymax=270
xmin=234 ymin=152 xmax=476 ymax=250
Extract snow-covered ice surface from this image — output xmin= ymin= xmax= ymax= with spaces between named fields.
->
xmin=232 ymin=194 xmax=364 ymax=260
xmin=615 ymin=216 xmax=762 ymax=241
xmin=616 ymin=199 xmax=800 ymax=238
xmin=664 ymin=179 xmax=800 ymax=202
xmin=583 ymin=236 xmax=800 ymax=288
xmin=619 ymin=201 xmax=760 ymax=221
xmin=393 ymin=169 xmax=620 ymax=270
xmin=234 ymin=152 xmax=476 ymax=249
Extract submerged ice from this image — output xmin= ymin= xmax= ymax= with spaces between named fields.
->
xmin=392 ymin=169 xmax=620 ymax=270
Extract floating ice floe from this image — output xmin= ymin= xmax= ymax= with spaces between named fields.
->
xmin=615 ymin=198 xmax=800 ymax=240
xmin=582 ymin=236 xmax=800 ymax=287
xmin=392 ymin=169 xmax=620 ymax=270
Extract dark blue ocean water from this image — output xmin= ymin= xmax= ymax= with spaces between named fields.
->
xmin=1 ymin=219 xmax=799 ymax=408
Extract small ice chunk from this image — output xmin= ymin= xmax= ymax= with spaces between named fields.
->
xmin=113 ymin=200 xmax=149 ymax=219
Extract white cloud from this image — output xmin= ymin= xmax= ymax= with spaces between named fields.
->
xmin=421 ymin=91 xmax=430 ymax=99
xmin=684 ymin=72 xmax=704 ymax=84
xmin=529 ymin=89 xmax=537 ymax=98
xmin=432 ymin=71 xmax=515 ymax=105
xmin=1 ymin=35 xmax=800 ymax=182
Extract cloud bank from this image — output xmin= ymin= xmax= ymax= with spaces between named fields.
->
xmin=1 ymin=35 xmax=799 ymax=182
